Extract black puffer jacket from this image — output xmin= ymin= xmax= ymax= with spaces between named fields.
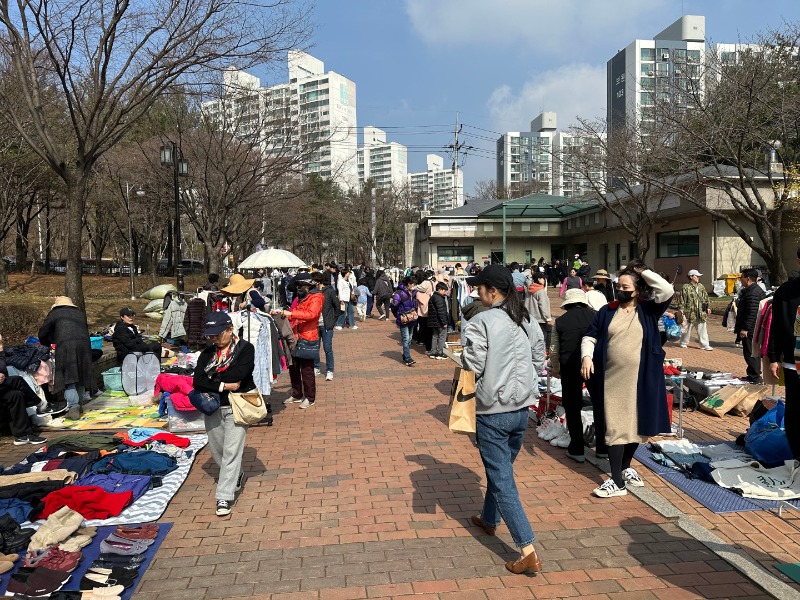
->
xmin=734 ymin=283 xmax=766 ymax=337
xmin=428 ymin=292 xmax=449 ymax=329
xmin=112 ymin=320 xmax=153 ymax=360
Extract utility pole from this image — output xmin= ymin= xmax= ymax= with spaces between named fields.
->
xmin=449 ymin=112 xmax=464 ymax=209
xmin=370 ymin=187 xmax=377 ymax=267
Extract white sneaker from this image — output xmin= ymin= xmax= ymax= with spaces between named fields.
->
xmin=622 ymin=467 xmax=645 ymax=487
xmin=299 ymin=399 xmax=315 ymax=409
xmin=679 ymin=344 xmax=687 ymax=348
xmin=325 ymin=372 xmax=333 ymax=381
xmin=536 ymin=418 xmax=555 ymax=434
xmin=703 ymin=346 xmax=713 ymax=351
xmin=541 ymin=422 xmax=565 ymax=441
xmin=334 ymin=326 xmax=343 ymax=330
xmin=284 ymin=395 xmax=303 ymax=404
xmin=593 ymin=478 xmax=627 ymax=498
xmin=314 ymin=368 xmax=321 ymax=377
xmin=351 ymin=325 xmax=358 ymax=330
xmin=553 ymin=433 xmax=571 ymax=448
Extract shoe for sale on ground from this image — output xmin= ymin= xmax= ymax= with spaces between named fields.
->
xmin=593 ymin=478 xmax=627 ymax=498
xmin=35 ymin=546 xmax=82 ymax=572
xmin=565 ymin=451 xmax=585 ymax=463
xmin=314 ymin=368 xmax=321 ymax=376
xmin=66 ymin=405 xmax=82 ymax=421
xmin=536 ymin=417 xmax=556 ymax=434
xmin=325 ymin=372 xmax=333 ymax=381
xmin=216 ymin=500 xmax=231 ymax=517
xmin=99 ymin=537 xmax=151 ymax=555
xmin=8 ymin=566 xmax=70 ymax=597
xmin=299 ymin=399 xmax=315 ymax=409
xmin=283 ymin=395 xmax=303 ymax=405
xmin=541 ymin=422 xmax=564 ymax=441
xmin=13 ymin=434 xmax=47 ymax=446
xmin=552 ymin=433 xmax=571 ymax=448
xmin=622 ymin=467 xmax=645 ymax=487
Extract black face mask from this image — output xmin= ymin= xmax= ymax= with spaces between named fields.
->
xmin=296 ymin=288 xmax=309 ymax=299
xmin=617 ymin=290 xmax=636 ymax=304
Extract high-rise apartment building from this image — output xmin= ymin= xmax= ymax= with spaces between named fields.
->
xmin=607 ymin=15 xmax=706 ymax=135
xmin=496 ymin=112 xmax=603 ymax=198
xmin=357 ymin=127 xmax=408 ymax=190
xmin=202 ymin=51 xmax=358 ymax=188
xmin=408 ymin=155 xmax=464 ymax=213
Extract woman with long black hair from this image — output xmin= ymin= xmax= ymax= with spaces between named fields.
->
xmin=461 ymin=265 xmax=546 ymax=574
xmin=581 ymin=261 xmax=674 ymax=498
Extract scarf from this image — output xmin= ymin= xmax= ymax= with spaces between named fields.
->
xmin=204 ymin=334 xmax=242 ymax=377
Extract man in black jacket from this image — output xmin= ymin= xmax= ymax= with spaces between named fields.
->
xmin=428 ymin=282 xmax=449 ymax=359
xmin=313 ymin=272 xmax=341 ymax=381
xmin=768 ymin=251 xmax=800 ymax=459
xmin=735 ymin=268 xmax=767 ymax=384
xmin=550 ymin=289 xmax=596 ymax=462
xmin=112 ymin=308 xmax=164 ymax=362
xmin=0 ymin=335 xmax=47 ymax=445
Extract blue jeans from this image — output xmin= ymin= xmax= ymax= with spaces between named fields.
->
xmin=367 ymin=295 xmax=374 ymax=315
xmin=64 ymin=384 xmax=85 ymax=407
xmin=314 ymin=326 xmax=334 ymax=373
xmin=399 ymin=324 xmax=414 ymax=362
xmin=476 ymin=409 xmax=535 ymax=548
xmin=336 ymin=302 xmax=355 ymax=327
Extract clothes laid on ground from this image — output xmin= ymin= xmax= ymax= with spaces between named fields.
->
xmin=154 ymin=374 xmax=194 ymax=411
xmin=46 ymin=434 xmax=120 ymax=452
xmin=711 ymin=460 xmax=800 ymax=499
xmin=0 ymin=470 xmax=77 ymax=488
xmin=74 ymin=473 xmax=152 ymax=503
xmin=116 ymin=432 xmax=189 ymax=449
xmin=0 ymin=498 xmax=33 ymax=523
xmin=91 ymin=451 xmax=178 ymax=477
xmin=0 ymin=480 xmax=66 ymax=507
xmin=36 ymin=486 xmax=134 ymax=520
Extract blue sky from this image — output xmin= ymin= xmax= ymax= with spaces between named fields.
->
xmin=264 ymin=1 xmax=799 ymax=192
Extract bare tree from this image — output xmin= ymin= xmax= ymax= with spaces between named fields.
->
xmin=562 ymin=118 xmax=671 ymax=262
xmin=0 ymin=0 xmax=310 ymax=308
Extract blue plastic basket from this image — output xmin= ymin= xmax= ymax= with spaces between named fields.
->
xmin=90 ymin=336 xmax=103 ymax=350
xmin=102 ymin=367 xmax=124 ymax=391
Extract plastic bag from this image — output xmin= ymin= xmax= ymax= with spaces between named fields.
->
xmin=745 ymin=401 xmax=793 ymax=467
xmin=661 ymin=316 xmax=681 ymax=341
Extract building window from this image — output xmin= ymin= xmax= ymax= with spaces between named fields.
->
xmin=437 ymin=246 xmax=474 ymax=263
xmin=657 ymin=227 xmax=700 ymax=258
xmin=539 ymin=223 xmax=548 ymax=232
xmin=521 ymin=223 xmax=531 ymax=232
xmin=484 ymin=223 xmax=494 ymax=232
xmin=640 ymin=48 xmax=655 ymax=62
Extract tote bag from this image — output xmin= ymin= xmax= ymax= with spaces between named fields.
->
xmin=448 ymin=367 xmax=476 ymax=433
xmin=229 ymin=391 xmax=268 ymax=426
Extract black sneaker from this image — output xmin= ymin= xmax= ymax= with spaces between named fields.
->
xmin=404 ymin=359 xmax=416 ymax=366
xmin=216 ymin=500 xmax=231 ymax=516
xmin=235 ymin=472 xmax=245 ymax=492
xmin=38 ymin=401 xmax=68 ymax=416
xmin=13 ymin=434 xmax=46 ymax=446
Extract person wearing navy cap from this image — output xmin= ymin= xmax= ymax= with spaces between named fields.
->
xmin=190 ymin=311 xmax=255 ymax=516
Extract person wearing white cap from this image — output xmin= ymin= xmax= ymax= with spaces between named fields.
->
xmin=679 ymin=270 xmax=713 ymax=351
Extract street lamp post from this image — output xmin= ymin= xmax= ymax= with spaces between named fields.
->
xmin=125 ymin=183 xmax=146 ymax=300
xmin=160 ymin=142 xmax=189 ymax=292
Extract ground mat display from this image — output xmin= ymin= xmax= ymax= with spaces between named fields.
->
xmin=43 ymin=396 xmax=165 ymax=431
xmin=0 ymin=523 xmax=172 ymax=599
xmin=634 ymin=442 xmax=800 ymax=514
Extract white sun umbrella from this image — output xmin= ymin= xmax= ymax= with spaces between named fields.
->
xmin=238 ymin=248 xmax=307 ymax=270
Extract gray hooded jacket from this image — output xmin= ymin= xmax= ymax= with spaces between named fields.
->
xmin=461 ymin=305 xmax=545 ymax=415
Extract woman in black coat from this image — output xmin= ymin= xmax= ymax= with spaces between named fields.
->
xmin=38 ymin=297 xmax=93 ymax=420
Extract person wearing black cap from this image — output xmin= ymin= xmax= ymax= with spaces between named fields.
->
xmin=111 ymin=308 xmax=165 ymax=362
xmin=461 ymin=264 xmax=545 ymax=575
xmin=190 ymin=311 xmax=255 ymax=516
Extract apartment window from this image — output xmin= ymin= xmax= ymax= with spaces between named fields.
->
xmin=657 ymin=228 xmax=700 ymax=258
xmin=656 ymin=62 xmax=670 ymax=75
xmin=640 ymin=64 xmax=655 ymax=77
xmin=640 ymin=48 xmax=655 ymax=62
xmin=688 ymin=49 xmax=701 ymax=63
xmin=657 ymin=48 xmax=670 ymax=61
xmin=640 ymin=92 xmax=653 ymax=106
xmin=641 ymin=78 xmax=654 ymax=90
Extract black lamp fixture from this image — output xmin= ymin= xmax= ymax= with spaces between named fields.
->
xmin=160 ymin=142 xmax=189 ymax=291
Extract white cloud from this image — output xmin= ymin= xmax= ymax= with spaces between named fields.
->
xmin=406 ymin=0 xmax=670 ymax=57
xmin=486 ymin=63 xmax=607 ymax=133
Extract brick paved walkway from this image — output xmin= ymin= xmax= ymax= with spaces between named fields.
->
xmin=1 ymin=291 xmax=798 ymax=599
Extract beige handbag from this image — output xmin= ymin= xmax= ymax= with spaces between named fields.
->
xmin=228 ymin=391 xmax=268 ymax=425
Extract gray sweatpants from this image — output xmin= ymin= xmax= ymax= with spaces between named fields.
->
xmin=431 ymin=327 xmax=447 ymax=356
xmin=204 ymin=406 xmax=248 ymax=502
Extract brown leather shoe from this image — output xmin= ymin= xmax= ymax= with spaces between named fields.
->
xmin=470 ymin=514 xmax=496 ymax=536
xmin=505 ymin=548 xmax=542 ymax=574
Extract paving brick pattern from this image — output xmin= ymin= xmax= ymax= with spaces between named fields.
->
xmin=0 ymin=288 xmax=795 ymax=599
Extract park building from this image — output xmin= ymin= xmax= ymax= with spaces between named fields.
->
xmin=405 ymin=173 xmax=799 ymax=288
xmin=202 ymin=51 xmax=358 ymax=189
xmin=496 ymin=112 xmax=604 ymax=199
xmin=408 ymin=154 xmax=464 ymax=214
xmin=357 ymin=127 xmax=408 ymax=191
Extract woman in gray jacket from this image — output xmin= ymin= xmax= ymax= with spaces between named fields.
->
xmin=462 ymin=265 xmax=546 ymax=575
